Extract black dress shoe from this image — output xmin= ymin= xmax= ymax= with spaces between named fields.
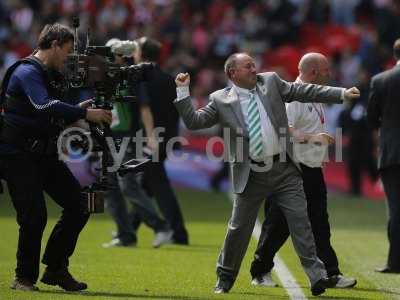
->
xmin=214 ymin=277 xmax=232 ymax=294
xmin=311 ymin=276 xmax=339 ymax=296
xmin=173 ymin=239 xmax=189 ymax=245
xmin=41 ymin=268 xmax=87 ymax=291
xmin=172 ymin=232 xmax=189 ymax=245
xmin=375 ymin=266 xmax=400 ymax=274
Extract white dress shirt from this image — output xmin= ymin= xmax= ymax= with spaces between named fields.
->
xmin=286 ymin=77 xmax=329 ymax=168
xmin=176 ymin=85 xmax=282 ymax=162
xmin=233 ymin=84 xmax=281 ymax=160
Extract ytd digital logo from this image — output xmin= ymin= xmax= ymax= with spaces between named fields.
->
xmin=57 ymin=127 xmax=93 ymax=163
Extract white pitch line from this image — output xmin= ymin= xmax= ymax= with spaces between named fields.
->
xmin=227 ymin=190 xmax=307 ymax=300
xmin=252 ymin=219 xmax=308 ymax=300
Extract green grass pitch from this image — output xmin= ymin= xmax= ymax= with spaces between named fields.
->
xmin=1 ymin=188 xmax=399 ymax=299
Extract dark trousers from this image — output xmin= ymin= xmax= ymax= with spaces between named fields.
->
xmin=210 ymin=161 xmax=229 ymax=191
xmin=105 ymin=172 xmax=137 ymax=244
xmin=0 ymin=153 xmax=89 ymax=283
xmin=381 ymin=165 xmax=400 ymax=269
xmin=347 ymin=137 xmax=378 ymax=195
xmin=143 ymin=160 xmax=188 ymax=243
xmin=250 ymin=164 xmax=340 ymax=278
xmin=105 ymin=169 xmax=169 ymax=244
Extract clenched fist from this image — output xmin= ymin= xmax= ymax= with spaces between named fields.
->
xmin=344 ymin=87 xmax=360 ymax=101
xmin=175 ymin=73 xmax=190 ymax=87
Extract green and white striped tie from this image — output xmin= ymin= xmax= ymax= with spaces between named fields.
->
xmin=247 ymin=90 xmax=264 ymax=159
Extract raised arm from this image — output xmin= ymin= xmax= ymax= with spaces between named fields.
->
xmin=174 ymin=73 xmax=218 ymax=130
xmin=272 ymin=73 xmax=359 ymax=104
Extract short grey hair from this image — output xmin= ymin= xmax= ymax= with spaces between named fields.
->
xmin=224 ymin=53 xmax=241 ymax=78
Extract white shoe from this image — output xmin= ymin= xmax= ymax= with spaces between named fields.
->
xmin=10 ymin=278 xmax=39 ymax=291
xmin=152 ymin=230 xmax=173 ymax=248
xmin=102 ymin=238 xmax=136 ymax=248
xmin=251 ymin=272 xmax=278 ymax=287
xmin=335 ymin=274 xmax=357 ymax=288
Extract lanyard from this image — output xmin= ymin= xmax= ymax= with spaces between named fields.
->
xmin=311 ymin=103 xmax=325 ymax=124
xmin=295 ymin=77 xmax=325 ymax=125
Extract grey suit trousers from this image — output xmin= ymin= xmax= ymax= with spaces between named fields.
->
xmin=216 ymin=160 xmax=326 ymax=286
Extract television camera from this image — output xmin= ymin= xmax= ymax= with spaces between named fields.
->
xmin=63 ymin=17 xmax=152 ymax=213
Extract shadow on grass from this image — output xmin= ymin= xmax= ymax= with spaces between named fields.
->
xmin=234 ymin=291 xmax=288 ymax=299
xmin=39 ymin=289 xmax=205 ymax=299
xmin=280 ymin=285 xmax=400 ymax=299
xmin=158 ymin=243 xmax=220 ymax=253
xmin=318 ymin=297 xmax=370 ymax=300
xmin=317 ymin=286 xmax=400 ymax=300
xmin=352 ymin=286 xmax=400 ymax=296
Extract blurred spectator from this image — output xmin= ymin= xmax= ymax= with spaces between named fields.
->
xmin=265 ymin=0 xmax=299 ymax=47
xmin=338 ymin=48 xmax=361 ymax=87
xmin=339 ymin=68 xmax=379 ymax=195
xmin=374 ymin=0 xmax=400 ymax=49
xmin=10 ymin=1 xmax=34 ymax=34
xmin=0 ymin=0 xmax=398 ymax=97
xmin=329 ymin=0 xmax=360 ymax=26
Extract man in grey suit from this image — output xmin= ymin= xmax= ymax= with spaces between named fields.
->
xmin=368 ymin=38 xmax=400 ymax=274
xmin=174 ymin=53 xmax=360 ymax=296
xmin=250 ymin=53 xmax=357 ymax=289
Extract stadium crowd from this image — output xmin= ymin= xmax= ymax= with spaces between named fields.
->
xmin=1 ymin=0 xmax=400 ymax=92
xmin=4 ymin=0 xmax=397 ymax=193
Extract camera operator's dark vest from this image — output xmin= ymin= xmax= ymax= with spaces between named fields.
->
xmin=0 ymin=55 xmax=66 ymax=154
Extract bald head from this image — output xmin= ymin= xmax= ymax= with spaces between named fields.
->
xmin=298 ymin=52 xmax=330 ymax=85
xmin=299 ymin=53 xmax=327 ymax=73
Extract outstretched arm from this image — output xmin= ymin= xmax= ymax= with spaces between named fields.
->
xmin=174 ymin=73 xmax=218 ymax=130
xmin=272 ymin=73 xmax=359 ymax=104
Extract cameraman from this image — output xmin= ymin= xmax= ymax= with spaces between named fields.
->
xmin=134 ymin=37 xmax=189 ymax=245
xmin=102 ymin=38 xmax=173 ymax=248
xmin=0 ymin=23 xmax=111 ymax=291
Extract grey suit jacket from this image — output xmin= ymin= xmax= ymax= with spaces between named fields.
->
xmin=367 ymin=65 xmax=400 ymax=170
xmin=175 ymin=72 xmax=344 ymax=194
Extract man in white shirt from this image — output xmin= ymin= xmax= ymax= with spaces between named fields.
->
xmin=250 ymin=53 xmax=357 ymax=289
xmin=174 ymin=52 xmax=360 ymax=295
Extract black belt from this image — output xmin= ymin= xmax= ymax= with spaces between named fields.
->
xmin=250 ymin=153 xmax=287 ymax=166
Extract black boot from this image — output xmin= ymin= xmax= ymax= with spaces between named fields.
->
xmin=41 ymin=268 xmax=87 ymax=291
